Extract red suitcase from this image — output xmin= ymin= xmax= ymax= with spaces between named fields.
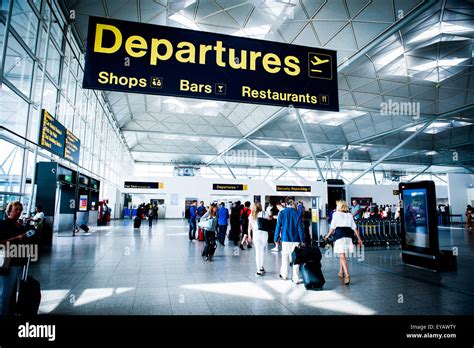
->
xmin=198 ymin=228 xmax=205 ymax=241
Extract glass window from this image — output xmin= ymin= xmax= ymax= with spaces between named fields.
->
xmin=0 ymin=22 xmax=4 ymax=60
xmin=64 ymin=101 xmax=74 ymax=130
xmin=37 ymin=27 xmax=47 ymax=64
xmin=0 ymin=84 xmax=29 ymax=137
xmin=0 ymin=141 xmax=24 ymax=193
xmin=70 ymin=56 xmax=79 ymax=78
xmin=49 ymin=16 xmax=63 ymax=49
xmin=46 ymin=40 xmax=61 ymax=83
xmin=11 ymin=0 xmax=38 ymax=51
xmin=32 ymin=0 xmax=42 ymax=12
xmin=60 ymin=57 xmax=68 ymax=94
xmin=4 ymin=34 xmax=34 ymax=97
xmin=42 ymin=76 xmax=58 ymax=117
xmin=68 ymin=73 xmax=77 ymax=104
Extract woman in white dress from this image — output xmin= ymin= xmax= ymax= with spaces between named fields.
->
xmin=324 ymin=200 xmax=363 ymax=285
xmin=248 ymin=202 xmax=269 ymax=276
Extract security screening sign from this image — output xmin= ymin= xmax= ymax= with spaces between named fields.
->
xmin=83 ymin=16 xmax=339 ymax=111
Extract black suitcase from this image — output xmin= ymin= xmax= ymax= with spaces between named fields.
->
xmin=15 ymin=257 xmax=41 ymax=317
xmin=292 ymin=246 xmax=322 ymax=265
xmin=301 ymin=262 xmax=325 ymax=290
xmin=16 ymin=276 xmax=41 ymax=317
xmin=134 ymin=217 xmax=141 ymax=228
xmin=202 ymin=233 xmax=217 ymax=257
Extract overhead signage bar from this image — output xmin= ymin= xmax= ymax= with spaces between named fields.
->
xmin=83 ymin=16 xmax=339 ymax=111
xmin=64 ymin=130 xmax=81 ymax=164
xmin=39 ymin=110 xmax=66 ymax=158
xmin=276 ymin=185 xmax=311 ymax=192
xmin=38 ymin=109 xmax=82 ymax=164
xmin=124 ymin=181 xmax=163 ymax=189
xmin=213 ymin=184 xmax=248 ymax=191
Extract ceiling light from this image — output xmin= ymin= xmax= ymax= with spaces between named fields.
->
xmin=408 ymin=22 xmax=473 ymax=44
xmin=193 ymin=101 xmax=219 ymax=108
xmin=163 ymin=98 xmax=187 ymax=108
xmin=376 ymin=46 xmax=404 ymax=66
xmin=425 ymin=151 xmax=437 ymax=156
xmin=169 ymin=12 xmax=200 ymax=30
xmin=411 ymin=58 xmax=468 ymax=72
xmin=255 ymin=140 xmax=292 ymax=147
xmin=232 ymin=25 xmax=271 ymax=37
xmin=302 ymin=109 xmax=366 ymax=126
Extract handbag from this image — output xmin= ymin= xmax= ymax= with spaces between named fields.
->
xmin=257 ymin=217 xmax=272 ymax=232
xmin=256 ymin=212 xmax=272 ymax=232
xmin=198 ymin=218 xmax=213 ymax=230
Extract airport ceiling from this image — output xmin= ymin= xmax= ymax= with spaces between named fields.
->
xmin=62 ymin=0 xmax=474 ymax=175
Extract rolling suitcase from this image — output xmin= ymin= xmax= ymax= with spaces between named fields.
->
xmin=133 ymin=217 xmax=141 ymax=228
xmin=15 ymin=257 xmax=41 ymax=317
xmin=291 ymin=246 xmax=322 ymax=265
xmin=301 ymin=262 xmax=325 ymax=290
xmin=202 ymin=232 xmax=217 ymax=258
xmin=198 ymin=228 xmax=205 ymax=241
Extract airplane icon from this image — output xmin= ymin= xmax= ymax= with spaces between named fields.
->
xmin=310 ymin=55 xmax=330 ymax=73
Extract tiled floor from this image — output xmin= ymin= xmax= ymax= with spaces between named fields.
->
xmin=30 ymin=219 xmax=474 ymax=315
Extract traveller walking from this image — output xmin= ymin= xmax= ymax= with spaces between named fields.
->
xmin=188 ymin=200 xmax=197 ymax=241
xmin=239 ymin=201 xmax=251 ymax=250
xmin=248 ymin=202 xmax=269 ymax=276
xmin=324 ymin=200 xmax=363 ymax=285
xmin=217 ymin=202 xmax=229 ymax=246
xmin=276 ymin=199 xmax=305 ymax=283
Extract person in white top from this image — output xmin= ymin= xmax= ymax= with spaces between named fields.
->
xmin=324 ymin=200 xmax=362 ymax=285
xmin=248 ymin=202 xmax=269 ymax=276
xmin=26 ymin=205 xmax=44 ymax=229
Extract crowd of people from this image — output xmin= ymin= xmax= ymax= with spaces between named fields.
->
xmin=135 ymin=203 xmax=159 ymax=227
xmin=186 ymin=198 xmax=325 ymax=283
xmin=330 ymin=200 xmax=402 ymax=222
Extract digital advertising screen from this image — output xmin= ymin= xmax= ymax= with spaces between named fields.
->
xmin=402 ymin=188 xmax=429 ymax=249
xmin=79 ymin=195 xmax=88 ymax=211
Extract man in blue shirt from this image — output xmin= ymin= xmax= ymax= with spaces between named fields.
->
xmin=297 ymin=201 xmax=305 ymax=219
xmin=351 ymin=200 xmax=362 ymax=220
xmin=197 ymin=201 xmax=206 ymax=220
xmin=188 ymin=200 xmax=197 ymax=241
xmin=275 ymin=199 xmax=305 ymax=283
xmin=217 ymin=202 xmax=229 ymax=246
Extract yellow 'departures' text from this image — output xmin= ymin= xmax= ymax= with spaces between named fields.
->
xmin=94 ymin=23 xmax=301 ymax=77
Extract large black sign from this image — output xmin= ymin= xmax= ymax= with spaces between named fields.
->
xmin=213 ymin=184 xmax=247 ymax=191
xmin=124 ymin=181 xmax=161 ymax=189
xmin=39 ymin=110 xmax=66 ymax=158
xmin=64 ymin=130 xmax=81 ymax=164
xmin=276 ymin=185 xmax=311 ymax=192
xmin=83 ymin=16 xmax=339 ymax=111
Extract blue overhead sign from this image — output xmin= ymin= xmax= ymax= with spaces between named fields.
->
xmin=83 ymin=16 xmax=339 ymax=111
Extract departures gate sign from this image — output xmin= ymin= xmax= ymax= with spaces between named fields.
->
xmin=83 ymin=16 xmax=339 ymax=111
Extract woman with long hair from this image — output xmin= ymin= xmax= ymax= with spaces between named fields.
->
xmin=202 ymin=204 xmax=218 ymax=262
xmin=248 ymin=202 xmax=269 ymax=276
xmin=324 ymin=200 xmax=363 ymax=285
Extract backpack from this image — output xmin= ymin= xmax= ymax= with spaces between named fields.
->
xmin=185 ymin=207 xmax=191 ymax=219
xmin=241 ymin=208 xmax=249 ymax=225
